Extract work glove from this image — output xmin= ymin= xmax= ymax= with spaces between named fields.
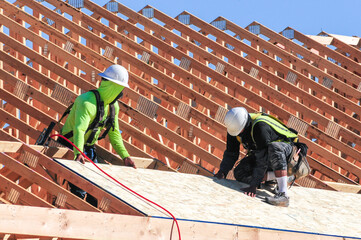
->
xmin=240 ymin=185 xmax=257 ymax=197
xmin=124 ymin=157 xmax=137 ymax=169
xmin=214 ymin=171 xmax=225 ymax=179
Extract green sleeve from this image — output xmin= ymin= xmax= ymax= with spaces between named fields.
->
xmin=72 ymin=100 xmax=96 ymax=156
xmin=108 ymin=103 xmax=130 ymax=159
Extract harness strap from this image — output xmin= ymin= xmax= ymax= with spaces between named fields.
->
xmin=86 ymin=90 xmax=104 ymax=145
xmin=98 ymin=104 xmax=115 ymax=140
xmin=60 ymin=90 xmax=116 ymax=145
xmin=59 ymin=103 xmax=73 ymax=123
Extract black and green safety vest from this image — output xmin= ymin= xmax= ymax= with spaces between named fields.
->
xmin=249 ymin=112 xmax=298 ymax=144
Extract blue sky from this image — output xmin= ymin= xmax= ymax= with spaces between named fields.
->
xmin=92 ymin=0 xmax=360 ymax=38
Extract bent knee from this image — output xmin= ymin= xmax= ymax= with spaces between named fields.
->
xmin=268 ymin=142 xmax=288 ymax=171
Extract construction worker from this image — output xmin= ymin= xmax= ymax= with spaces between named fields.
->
xmin=58 ymin=64 xmax=136 ymax=207
xmin=214 ymin=107 xmax=298 ymax=207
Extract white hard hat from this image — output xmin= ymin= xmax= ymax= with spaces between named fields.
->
xmin=224 ymin=107 xmax=249 ymax=136
xmin=98 ymin=65 xmax=129 ymax=88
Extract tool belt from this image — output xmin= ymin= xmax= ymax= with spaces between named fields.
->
xmin=287 ymin=145 xmax=311 ymax=180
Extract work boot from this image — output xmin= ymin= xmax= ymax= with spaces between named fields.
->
xmin=264 ymin=179 xmax=277 ymax=187
xmin=265 ymin=192 xmax=289 ymax=207
xmin=261 ymin=179 xmax=278 ymax=193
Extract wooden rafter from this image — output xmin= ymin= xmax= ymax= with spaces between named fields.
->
xmin=0 ymin=204 xmax=351 ymax=240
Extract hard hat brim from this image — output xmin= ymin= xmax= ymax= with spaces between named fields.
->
xmin=227 ymin=128 xmax=242 ymax=137
xmin=98 ymin=72 xmax=130 ymax=88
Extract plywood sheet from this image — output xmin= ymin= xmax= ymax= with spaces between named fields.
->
xmin=328 ymin=34 xmax=361 ymax=46
xmin=307 ymin=35 xmax=333 ymax=45
xmin=56 ymin=159 xmax=361 ymax=238
xmin=325 ymin=181 xmax=361 ymax=193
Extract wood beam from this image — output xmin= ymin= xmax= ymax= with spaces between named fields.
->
xmin=51 ymin=0 xmax=361 ymax=167
xmin=0 ymin=204 xmax=349 ymax=240
xmin=17 ymin=142 xmax=145 ymax=215
xmin=292 ymin=28 xmax=361 ymax=78
xmin=0 ymin=152 xmax=99 ymax=212
xmin=0 ymin=174 xmax=54 ymax=208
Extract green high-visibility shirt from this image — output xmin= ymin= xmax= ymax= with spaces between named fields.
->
xmin=61 ymin=80 xmax=130 ymax=159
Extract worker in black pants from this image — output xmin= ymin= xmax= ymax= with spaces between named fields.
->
xmin=215 ymin=107 xmax=299 ymax=207
xmin=59 ymin=142 xmax=99 ymax=207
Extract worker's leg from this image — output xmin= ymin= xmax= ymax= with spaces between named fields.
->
xmin=57 ymin=138 xmax=99 ymax=207
xmin=58 ymin=139 xmax=86 ymax=200
xmin=265 ymin=171 xmax=276 ymax=181
xmin=68 ymin=183 xmax=86 ymax=199
xmin=68 ymin=145 xmax=98 ymax=207
xmin=265 ymin=142 xmax=293 ymax=207
xmin=233 ymin=154 xmax=255 ymax=184
xmin=82 ymin=145 xmax=98 ymax=207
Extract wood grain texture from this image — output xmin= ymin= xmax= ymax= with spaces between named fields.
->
xmin=57 ymin=159 xmax=361 ymax=238
xmin=0 ymin=204 xmax=350 ymax=240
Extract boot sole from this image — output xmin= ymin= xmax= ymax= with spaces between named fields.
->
xmin=265 ymin=198 xmax=289 ymax=207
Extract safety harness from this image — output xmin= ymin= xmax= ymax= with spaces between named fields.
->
xmin=249 ymin=112 xmax=299 ymax=145
xmin=59 ymin=90 xmax=116 ymax=145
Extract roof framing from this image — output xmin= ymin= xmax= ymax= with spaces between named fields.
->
xmin=0 ymin=1 xmax=360 ymax=236
xmin=0 ymin=0 xmax=360 ymax=184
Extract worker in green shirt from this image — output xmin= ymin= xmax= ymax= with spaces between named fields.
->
xmin=59 ymin=64 xmax=136 ymax=206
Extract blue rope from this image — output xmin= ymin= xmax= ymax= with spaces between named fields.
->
xmin=151 ymin=215 xmax=361 ymax=239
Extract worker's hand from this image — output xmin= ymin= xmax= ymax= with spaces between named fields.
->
xmin=240 ymin=186 xmax=257 ymax=198
xmin=124 ymin=157 xmax=137 ymax=169
xmin=75 ymin=154 xmax=86 ymax=164
xmin=214 ymin=171 xmax=225 ymax=179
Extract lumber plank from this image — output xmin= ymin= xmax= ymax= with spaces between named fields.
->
xmin=292 ymin=28 xmax=361 ymax=78
xmin=0 ymin=174 xmax=54 ymax=208
xmin=324 ymin=181 xmax=361 ymax=193
xmin=225 ymin=18 xmax=361 ymax=105
xmin=17 ymin=143 xmax=145 ymax=215
xmin=0 ymin=98 xmax=44 ymax=142
xmin=0 ymin=141 xmax=22 ymax=153
xmin=0 ymin=203 xmax=355 ymax=240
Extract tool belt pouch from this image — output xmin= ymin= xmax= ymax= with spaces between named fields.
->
xmin=287 ymin=145 xmax=311 ymax=179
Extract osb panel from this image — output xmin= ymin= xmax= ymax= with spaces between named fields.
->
xmin=56 ymin=159 xmax=361 ymax=238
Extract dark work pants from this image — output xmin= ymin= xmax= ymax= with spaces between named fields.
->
xmin=68 ymin=145 xmax=98 ymax=207
xmin=268 ymin=142 xmax=293 ymax=171
xmin=233 ymin=154 xmax=256 ymax=184
xmin=234 ymin=142 xmax=292 ymax=185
